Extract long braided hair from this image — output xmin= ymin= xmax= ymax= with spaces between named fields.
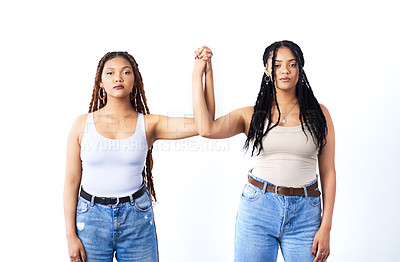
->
xmin=244 ymin=40 xmax=327 ymax=156
xmin=88 ymin=51 xmax=157 ymax=202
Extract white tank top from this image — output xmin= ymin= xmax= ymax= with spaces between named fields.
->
xmin=250 ymin=119 xmax=318 ymax=187
xmin=80 ymin=112 xmax=148 ymax=197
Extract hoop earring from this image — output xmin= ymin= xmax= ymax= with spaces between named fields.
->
xmin=264 ymin=75 xmax=271 ymax=83
xmin=99 ymin=87 xmax=106 ymax=101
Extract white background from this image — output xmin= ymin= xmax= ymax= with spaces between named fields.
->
xmin=1 ymin=0 xmax=399 ymax=261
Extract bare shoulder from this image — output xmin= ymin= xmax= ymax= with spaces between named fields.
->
xmin=72 ymin=114 xmax=87 ymax=131
xmin=232 ymin=106 xmax=254 ymax=136
xmin=143 ymin=113 xmax=159 ymax=135
xmin=237 ymin=106 xmax=254 ymax=114
xmin=319 ymin=103 xmax=335 ymax=133
xmin=69 ymin=114 xmax=88 ymax=145
xmin=143 ymin=114 xmax=162 ymax=129
xmin=319 ymin=103 xmax=329 ymax=114
xmin=319 ymin=104 xmax=332 ymax=121
xmin=236 ymin=106 xmax=254 ymax=123
xmin=144 ymin=114 xmax=161 ymax=122
xmin=228 ymin=106 xmax=253 ymax=119
xmin=239 ymin=106 xmax=254 ymax=116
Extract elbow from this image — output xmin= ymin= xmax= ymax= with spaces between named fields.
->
xmin=198 ymin=128 xmax=213 ymax=138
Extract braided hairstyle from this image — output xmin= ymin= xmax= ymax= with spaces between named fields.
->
xmin=88 ymin=51 xmax=157 ymax=202
xmin=244 ymin=40 xmax=327 ymax=156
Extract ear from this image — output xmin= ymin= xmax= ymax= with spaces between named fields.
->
xmin=264 ymin=65 xmax=271 ymax=77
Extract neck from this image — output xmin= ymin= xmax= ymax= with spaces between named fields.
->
xmin=101 ymin=96 xmax=135 ymax=115
xmin=274 ymin=89 xmax=297 ymax=105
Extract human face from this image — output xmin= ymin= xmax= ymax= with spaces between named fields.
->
xmin=265 ymin=47 xmax=299 ymax=91
xmin=100 ymin=56 xmax=135 ymax=99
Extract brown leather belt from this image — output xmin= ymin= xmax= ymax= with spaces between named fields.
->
xmin=248 ymin=176 xmax=321 ymax=197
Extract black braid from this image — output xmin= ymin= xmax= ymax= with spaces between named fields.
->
xmin=244 ymin=40 xmax=327 ymax=155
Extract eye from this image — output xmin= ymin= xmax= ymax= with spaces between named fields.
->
xmin=274 ymin=64 xmax=281 ymax=68
xmin=290 ymin=63 xmax=297 ymax=67
xmin=123 ymin=71 xmax=131 ymax=75
xmin=106 ymin=72 xmax=113 ymax=75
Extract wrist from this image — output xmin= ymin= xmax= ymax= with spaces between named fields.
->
xmin=192 ymin=69 xmax=204 ymax=78
xmin=319 ymin=223 xmax=332 ymax=232
xmin=66 ymin=231 xmax=78 ymax=240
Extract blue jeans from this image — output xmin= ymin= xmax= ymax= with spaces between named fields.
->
xmin=76 ymin=190 xmax=158 ymax=262
xmin=234 ymin=176 xmax=322 ymax=262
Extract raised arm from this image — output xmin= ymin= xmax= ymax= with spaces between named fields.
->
xmin=144 ymin=47 xmax=216 ymax=147
xmin=192 ymin=49 xmax=253 ymax=139
xmin=197 ymin=47 xmax=215 ymax=120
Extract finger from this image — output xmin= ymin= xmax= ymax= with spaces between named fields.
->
xmin=197 ymin=52 xmax=209 ymax=61
xmin=196 ymin=47 xmax=205 ymax=55
xmin=194 ymin=48 xmax=202 ymax=57
xmin=313 ymin=252 xmax=321 ymax=262
xmin=205 ymin=50 xmax=213 ymax=58
xmin=313 ymin=250 xmax=326 ymax=262
xmin=199 ymin=54 xmax=210 ymax=62
xmin=199 ymin=50 xmax=212 ymax=60
xmin=80 ymin=248 xmax=87 ymax=262
xmin=202 ymin=46 xmax=213 ymax=56
xmin=311 ymin=238 xmax=318 ymax=257
xmin=320 ymin=252 xmax=329 ymax=262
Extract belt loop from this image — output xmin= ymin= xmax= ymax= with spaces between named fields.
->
xmin=90 ymin=195 xmax=95 ymax=206
xmin=262 ymin=182 xmax=267 ymax=194
xmin=129 ymin=194 xmax=134 ymax=205
xmin=303 ymin=186 xmax=308 ymax=199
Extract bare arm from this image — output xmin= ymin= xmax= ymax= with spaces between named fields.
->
xmin=192 ymin=54 xmax=253 ymax=139
xmin=63 ymin=115 xmax=87 ymax=262
xmin=144 ymin=47 xmax=216 ymax=147
xmin=312 ymin=104 xmax=336 ymax=262
xmin=145 ymin=114 xmax=198 ymax=146
xmin=204 ymin=56 xmax=215 ymax=120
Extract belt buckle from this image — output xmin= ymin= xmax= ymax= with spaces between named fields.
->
xmin=275 ymin=186 xmax=283 ymax=196
xmin=109 ymin=197 xmax=120 ymax=206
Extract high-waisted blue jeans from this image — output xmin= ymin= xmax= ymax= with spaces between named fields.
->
xmin=234 ymin=176 xmax=322 ymax=262
xmin=76 ymin=190 xmax=158 ymax=262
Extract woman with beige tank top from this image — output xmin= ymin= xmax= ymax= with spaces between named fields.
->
xmin=193 ymin=41 xmax=335 ymax=262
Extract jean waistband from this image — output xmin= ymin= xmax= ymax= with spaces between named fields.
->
xmin=248 ymin=169 xmax=318 ymax=188
xmin=80 ymin=183 xmax=147 ymax=206
xmin=247 ymin=170 xmax=320 ymax=197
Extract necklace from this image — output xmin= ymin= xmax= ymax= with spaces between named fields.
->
xmin=278 ymin=102 xmax=298 ymax=124
xmin=115 ymin=112 xmax=134 ymax=125
xmin=101 ymin=111 xmax=134 ymax=125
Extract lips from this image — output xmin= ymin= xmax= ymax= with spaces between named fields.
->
xmin=280 ymin=77 xmax=290 ymax=82
xmin=113 ymin=85 xmax=124 ymax=89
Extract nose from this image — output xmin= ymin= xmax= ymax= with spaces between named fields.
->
xmin=114 ymin=73 xmax=124 ymax=82
xmin=281 ymin=65 xmax=289 ymax=74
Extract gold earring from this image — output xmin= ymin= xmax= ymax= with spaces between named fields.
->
xmin=99 ymin=87 xmax=106 ymax=101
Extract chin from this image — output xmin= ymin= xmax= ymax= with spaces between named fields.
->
xmin=276 ymin=85 xmax=296 ymax=91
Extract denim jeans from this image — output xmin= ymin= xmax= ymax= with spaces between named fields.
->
xmin=76 ymin=190 xmax=158 ymax=262
xmin=234 ymin=176 xmax=322 ymax=262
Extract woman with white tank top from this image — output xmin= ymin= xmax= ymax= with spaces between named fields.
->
xmin=64 ymin=47 xmax=214 ymax=262
xmin=192 ymin=41 xmax=336 ymax=262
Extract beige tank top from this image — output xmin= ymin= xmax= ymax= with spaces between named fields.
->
xmin=250 ymin=119 xmax=318 ymax=187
